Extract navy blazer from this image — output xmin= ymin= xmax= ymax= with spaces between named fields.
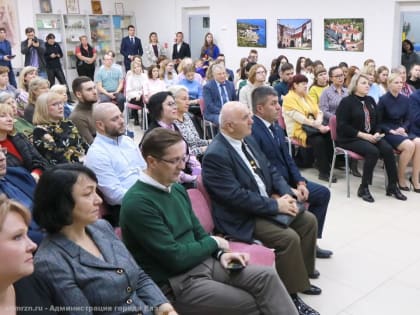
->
xmin=202 ymin=133 xmax=293 ymax=243
xmin=172 ymin=42 xmax=191 ymax=60
xmin=34 ymin=220 xmax=167 ymax=315
xmin=409 ymin=89 xmax=420 ymax=136
xmin=252 ymin=116 xmax=305 ymax=186
xmin=120 ymin=36 xmax=143 ymax=70
xmin=203 ymin=79 xmax=236 ymax=125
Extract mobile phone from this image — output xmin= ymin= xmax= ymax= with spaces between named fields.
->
xmin=6 ymin=55 xmax=15 ymax=59
xmin=226 ymin=261 xmax=245 ymax=271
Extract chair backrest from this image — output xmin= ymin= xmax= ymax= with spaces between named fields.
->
xmin=187 ymin=188 xmax=215 ymax=233
xmin=196 ymin=175 xmax=212 ymax=205
xmin=198 ymin=98 xmax=205 ymax=115
xmin=277 ymin=110 xmax=287 ymax=130
xmin=329 ymin=115 xmax=338 ymax=141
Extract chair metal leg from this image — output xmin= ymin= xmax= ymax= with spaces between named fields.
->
xmin=329 ymin=153 xmax=336 ymax=188
xmin=344 ymin=154 xmax=350 ymax=198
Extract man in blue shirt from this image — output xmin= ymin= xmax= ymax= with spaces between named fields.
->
xmin=84 ymin=102 xmax=146 ymax=225
xmin=0 ymin=27 xmax=16 ymax=87
xmin=274 ymin=62 xmax=294 ymax=105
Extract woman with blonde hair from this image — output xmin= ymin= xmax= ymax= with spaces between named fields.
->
xmin=0 ymin=92 xmax=34 ymax=139
xmin=24 ymin=77 xmax=49 ymax=123
xmin=32 ymin=92 xmax=86 ymax=165
xmin=361 ymin=65 xmax=381 ymax=103
xmin=239 ymin=63 xmax=268 ymax=109
xmin=0 ymin=195 xmax=55 ymax=314
xmin=378 ymin=72 xmax=420 ymax=192
xmin=50 ymin=84 xmax=73 ymax=118
xmin=375 ymin=65 xmax=389 ymax=97
xmin=159 ymin=59 xmax=178 ymax=88
xmin=143 ymin=32 xmax=167 ymax=69
xmin=16 ymin=66 xmax=38 ymax=115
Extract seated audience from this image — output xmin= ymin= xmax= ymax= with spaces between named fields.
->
xmin=203 ymin=63 xmax=236 ymax=125
xmin=0 ymin=92 xmax=34 ymax=139
xmin=16 ymin=66 xmax=38 ymax=116
xmin=239 ymin=63 xmax=268 ymax=110
xmin=177 ymin=57 xmax=203 ymax=85
xmin=0 ymin=195 xmax=55 ymax=314
xmin=409 ymin=86 xmax=420 ymax=141
xmin=269 ymin=55 xmax=289 ymax=85
xmin=178 ymin=64 xmax=203 ymax=105
xmin=143 ymin=64 xmax=166 ymax=104
xmin=0 ymin=66 xmax=17 ymax=96
xmin=24 ymin=77 xmax=50 ymax=124
xmin=202 ymin=101 xmax=320 ymax=315
xmin=0 ymin=103 xmax=49 ymax=181
xmin=336 ymin=73 xmax=406 ymax=202
xmin=377 ymin=73 xmax=420 ymax=192
xmin=375 ymin=65 xmax=389 ymax=97
xmin=392 ymin=65 xmax=414 ymax=97
xmin=95 ymin=53 xmax=125 ymax=111
xmin=125 ymin=55 xmax=147 ymax=77
xmin=32 ymin=92 xmax=86 ymax=165
xmin=344 ymin=65 xmax=359 ymax=87
xmin=407 ymin=63 xmax=420 ymax=90
xmin=251 ymin=86 xmax=332 ymax=259
xmin=120 ymin=128 xmax=298 ymax=315
xmin=69 ymin=76 xmax=98 ymax=145
xmin=160 ymin=59 xmax=178 ymax=88
xmin=283 ymin=74 xmax=334 ymax=182
xmin=85 ymin=102 xmax=146 ymax=215
xmin=170 ymin=85 xmax=209 ymax=156
xmin=33 ymin=164 xmax=176 ymax=315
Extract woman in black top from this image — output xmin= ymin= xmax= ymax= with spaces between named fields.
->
xmin=336 ymin=73 xmax=406 ymax=203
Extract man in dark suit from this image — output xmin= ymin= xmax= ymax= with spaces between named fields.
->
xmin=172 ymin=31 xmax=190 ymax=70
xmin=202 ymin=101 xmax=321 ymax=315
xmin=203 ymin=64 xmax=236 ymax=125
xmin=251 ymin=86 xmax=333 ymax=259
xmin=120 ymin=25 xmax=143 ymax=71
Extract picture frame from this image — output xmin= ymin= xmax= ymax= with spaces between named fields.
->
xmin=324 ymin=18 xmax=364 ymax=52
xmin=66 ymin=0 xmax=80 ymax=14
xmin=277 ymin=19 xmax=312 ymax=50
xmin=236 ymin=19 xmax=266 ymax=48
xmin=91 ymin=0 xmax=103 ymax=15
xmin=40 ymin=0 xmax=52 ymax=13
xmin=115 ymin=3 xmax=124 ymax=15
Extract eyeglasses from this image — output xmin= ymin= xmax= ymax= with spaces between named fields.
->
xmin=165 ymin=101 xmax=177 ymax=107
xmin=154 ymin=154 xmax=190 ymax=165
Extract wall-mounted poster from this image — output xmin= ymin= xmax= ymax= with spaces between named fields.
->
xmin=324 ymin=18 xmax=364 ymax=52
xmin=91 ymin=0 xmax=102 ymax=14
xmin=40 ymin=0 xmax=52 ymax=13
xmin=237 ymin=19 xmax=266 ymax=48
xmin=277 ymin=19 xmax=312 ymax=50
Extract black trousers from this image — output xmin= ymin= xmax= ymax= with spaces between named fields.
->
xmin=47 ymin=67 xmax=71 ymax=100
xmin=338 ymin=138 xmax=397 ymax=187
xmin=306 ymin=132 xmax=334 ymax=174
xmin=76 ymin=64 xmax=95 ymax=81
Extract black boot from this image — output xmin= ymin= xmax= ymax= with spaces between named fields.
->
xmin=350 ymin=159 xmax=361 ymax=177
xmin=386 ymin=185 xmax=407 ymax=201
xmin=132 ymin=109 xmax=140 ymax=126
xmin=357 ymin=184 xmax=374 ymax=202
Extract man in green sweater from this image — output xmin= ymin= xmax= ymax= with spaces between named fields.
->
xmin=120 ymin=128 xmax=298 ymax=315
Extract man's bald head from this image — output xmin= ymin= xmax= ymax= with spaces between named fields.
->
xmin=92 ymin=102 xmax=125 ymax=138
xmin=219 ymin=101 xmax=253 ymax=140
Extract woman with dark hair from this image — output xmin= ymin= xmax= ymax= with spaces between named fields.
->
xmin=283 ymin=74 xmax=334 ymax=182
xmin=308 ymin=66 xmax=328 ymax=106
xmin=0 ymin=195 xmax=55 ymax=314
xmin=144 ymin=91 xmax=201 ymax=186
xmin=143 ymin=64 xmax=166 ymax=104
xmin=200 ymin=32 xmax=220 ymax=61
xmin=402 ymin=39 xmax=420 ymax=75
xmin=336 ymin=73 xmax=406 ymax=202
xmin=344 ymin=65 xmax=359 ymax=88
xmin=269 ymin=55 xmax=289 ymax=85
xmin=75 ymin=35 xmax=97 ymax=80
xmin=33 ymin=164 xmax=177 ymax=315
xmin=0 ymin=103 xmax=49 ymax=182
xmin=295 ymin=56 xmax=306 ymax=75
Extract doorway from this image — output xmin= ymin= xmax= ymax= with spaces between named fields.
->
xmin=182 ymin=7 xmax=210 ymax=60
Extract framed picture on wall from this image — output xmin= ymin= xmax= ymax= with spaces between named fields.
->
xmin=66 ymin=0 xmax=79 ymax=14
xmin=277 ymin=19 xmax=312 ymax=50
xmin=237 ymin=19 xmax=266 ymax=48
xmin=115 ymin=3 xmax=124 ymax=15
xmin=40 ymin=0 xmax=52 ymax=13
xmin=324 ymin=18 xmax=364 ymax=52
xmin=91 ymin=0 xmax=103 ymax=14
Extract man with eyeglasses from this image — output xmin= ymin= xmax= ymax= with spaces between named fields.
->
xmin=94 ymin=51 xmax=125 ymax=111
xmin=120 ymin=127 xmax=297 ymax=315
xmin=84 ymin=102 xmax=146 ymax=226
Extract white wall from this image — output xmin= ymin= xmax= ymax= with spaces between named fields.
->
xmin=12 ymin=0 xmax=420 ymax=72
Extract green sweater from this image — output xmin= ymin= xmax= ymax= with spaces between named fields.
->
xmin=120 ymin=180 xmax=218 ymax=285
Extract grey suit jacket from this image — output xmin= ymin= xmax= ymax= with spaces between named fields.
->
xmin=34 ymin=219 xmax=167 ymax=315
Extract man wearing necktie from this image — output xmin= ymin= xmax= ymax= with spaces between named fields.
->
xmin=120 ymin=25 xmax=143 ymax=71
xmin=202 ymin=101 xmax=321 ymax=315
xmin=251 ymin=86 xmax=333 ymax=260
xmin=203 ymin=64 xmax=236 ymax=125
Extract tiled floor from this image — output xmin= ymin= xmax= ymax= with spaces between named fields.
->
xmin=130 ymin=124 xmax=420 ymax=315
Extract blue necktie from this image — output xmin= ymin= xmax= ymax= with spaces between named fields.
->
xmin=220 ymin=83 xmax=228 ymax=105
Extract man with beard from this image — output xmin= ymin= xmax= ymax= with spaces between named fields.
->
xmin=70 ymin=76 xmax=98 ymax=144
xmin=84 ymin=102 xmax=146 ymax=226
